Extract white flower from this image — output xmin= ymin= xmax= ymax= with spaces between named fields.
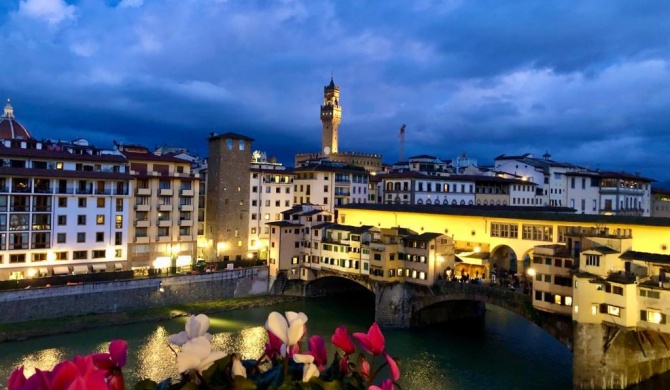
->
xmin=169 ymin=314 xmax=213 ymax=346
xmin=293 ymin=353 xmax=320 ymax=382
xmin=231 ymin=355 xmax=247 ymax=378
xmin=176 ymin=336 xmax=226 ymax=374
xmin=265 ymin=311 xmax=308 ymax=349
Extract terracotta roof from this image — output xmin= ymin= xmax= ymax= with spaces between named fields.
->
xmin=0 ymin=144 xmax=127 ymax=162
xmin=121 ymin=151 xmax=190 ymax=163
xmin=0 ymin=167 xmax=133 ymax=180
xmin=599 ymin=171 xmax=656 ymax=182
xmin=208 ymin=132 xmax=255 ymax=142
xmin=620 ymin=250 xmax=670 ymax=264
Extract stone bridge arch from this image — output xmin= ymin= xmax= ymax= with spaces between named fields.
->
xmin=375 ymin=281 xmax=573 ymax=349
xmin=304 ymin=273 xmax=375 ymax=297
xmin=490 ymin=244 xmax=518 ymax=274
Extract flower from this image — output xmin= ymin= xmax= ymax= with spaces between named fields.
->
xmin=176 ymin=336 xmax=226 ymax=374
xmin=9 ymin=355 xmax=107 ymax=390
xmin=353 ymin=323 xmax=400 ymax=381
xmin=90 ymin=340 xmax=127 ymax=390
xmin=264 ymin=311 xmax=308 ymax=354
xmin=293 ymin=354 xmax=320 ymax=383
xmin=369 ymin=379 xmax=394 ymax=390
xmin=332 ymin=326 xmax=356 ymax=372
xmin=169 ymin=314 xmax=213 ymax=346
xmin=332 ymin=326 xmax=355 ymax=355
xmin=231 ymin=355 xmax=247 ymax=379
xmin=358 ymin=356 xmax=370 ymax=380
xmin=306 ymin=335 xmax=328 ymax=371
xmin=353 ymin=323 xmax=385 ymax=356
xmin=264 ymin=330 xmax=283 ymax=359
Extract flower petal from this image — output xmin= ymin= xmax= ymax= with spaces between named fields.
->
xmin=109 ymin=340 xmax=128 ymax=368
xmin=352 ymin=332 xmax=373 ymax=355
xmin=182 ymin=337 xmax=212 ymax=361
xmin=177 ymin=352 xmax=201 ymax=374
xmin=186 ymin=316 xmax=199 ymax=339
xmin=287 ymin=318 xmax=306 ymax=345
xmin=384 ymin=353 xmax=400 ymax=381
xmin=231 ymin=356 xmax=247 ymax=378
xmin=293 ymin=353 xmax=315 ymax=364
xmin=194 ymin=314 xmax=210 ymax=337
xmin=50 ymin=360 xmax=81 ymax=390
xmin=168 ymin=331 xmax=190 ymax=346
xmin=265 ymin=312 xmax=289 ymax=345
xmin=8 ymin=366 xmax=26 ymax=390
xmin=332 ymin=326 xmax=356 ymax=354
xmin=308 ymin=335 xmax=328 ymax=368
xmin=199 ymin=351 xmax=226 ymax=373
xmin=367 ymin=323 xmax=386 ymax=355
xmin=302 ymin=362 xmax=320 ymax=382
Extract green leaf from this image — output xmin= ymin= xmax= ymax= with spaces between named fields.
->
xmin=134 ymin=379 xmax=158 ymax=390
xmin=233 ymin=376 xmax=258 ymax=390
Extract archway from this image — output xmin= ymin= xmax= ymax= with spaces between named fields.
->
xmin=305 ymin=275 xmax=374 ymax=298
xmin=490 ymin=245 xmax=518 ymax=275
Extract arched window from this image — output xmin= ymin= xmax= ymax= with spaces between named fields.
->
xmin=386 ymin=182 xmax=393 ymax=191
xmin=483 ymin=200 xmax=488 ymax=205
xmin=443 ymin=199 xmax=449 ymax=205
xmin=496 ymin=200 xmax=501 ymax=205
xmin=460 ymin=200 xmax=465 ymax=205
xmin=394 ymin=182 xmax=401 ymax=191
xmin=451 ymin=199 xmax=457 ymax=205
xmin=426 ymin=199 xmax=432 ymax=205
xmin=468 ymin=200 xmax=474 ymax=205
xmin=417 ymin=199 xmax=424 ymax=205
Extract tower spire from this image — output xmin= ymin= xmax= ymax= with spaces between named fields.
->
xmin=3 ymin=99 xmax=14 ymax=118
xmin=320 ymin=77 xmax=341 ymax=155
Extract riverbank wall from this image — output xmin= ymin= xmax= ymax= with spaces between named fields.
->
xmin=0 ymin=266 xmax=269 ymax=323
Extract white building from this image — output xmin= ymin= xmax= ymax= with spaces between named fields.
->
xmin=293 ymin=159 xmax=369 ymax=213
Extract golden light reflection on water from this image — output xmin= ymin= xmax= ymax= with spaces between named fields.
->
xmin=132 ymin=325 xmax=269 ymax=382
xmin=18 ymin=349 xmax=65 ymax=377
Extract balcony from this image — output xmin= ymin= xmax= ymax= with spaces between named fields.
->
xmin=136 ymin=188 xmax=151 ymax=196
xmin=180 ymin=204 xmax=194 ymax=211
xmin=157 ymin=219 xmax=172 ymax=227
xmin=135 ymin=236 xmax=149 ymax=243
xmin=157 ymin=235 xmax=171 ymax=242
xmin=34 ymin=186 xmax=52 ymax=194
xmin=76 ymin=188 xmax=93 ymax=195
xmin=135 ymin=204 xmax=150 ymax=212
xmin=135 ymin=220 xmax=150 ymax=228
xmin=180 ymin=219 xmax=193 ymax=226
xmin=57 ymin=187 xmax=75 ymax=194
xmin=158 ymin=204 xmax=172 ymax=211
xmin=114 ymin=188 xmax=129 ymax=196
xmin=95 ymin=188 xmax=112 ymax=195
xmin=159 ymin=188 xmax=173 ymax=196
xmin=180 ymin=235 xmax=193 ymax=241
xmin=180 ymin=189 xmax=194 ymax=196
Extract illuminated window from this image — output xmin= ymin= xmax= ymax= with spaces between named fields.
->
xmin=115 ymin=215 xmax=123 ymax=229
xmin=554 ymin=295 xmax=562 ymax=305
xmin=591 ymin=305 xmax=597 ymax=315
xmin=565 ymin=296 xmax=573 ymax=306
xmin=607 ymin=306 xmax=620 ymax=317
xmin=641 ymin=310 xmax=666 ymax=324
xmin=96 ymin=215 xmax=104 ymax=224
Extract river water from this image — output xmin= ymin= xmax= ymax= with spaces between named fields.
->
xmin=0 ymin=296 xmax=668 ymax=389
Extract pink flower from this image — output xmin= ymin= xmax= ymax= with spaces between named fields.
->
xmin=90 ymin=340 xmax=127 ymax=390
xmin=306 ymin=335 xmax=328 ymax=371
xmin=358 ymin=356 xmax=370 ymax=379
xmin=353 ymin=323 xmax=386 ymax=355
xmin=332 ymin=326 xmax=355 ymax=355
xmin=369 ymin=379 xmax=394 ymax=390
xmin=264 ymin=330 xmax=283 ymax=359
xmin=353 ymin=323 xmax=400 ymax=381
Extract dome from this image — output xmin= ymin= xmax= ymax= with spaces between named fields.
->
xmin=0 ymin=99 xmax=33 ymax=140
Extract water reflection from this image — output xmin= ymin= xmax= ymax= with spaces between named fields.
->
xmin=134 ymin=326 xmax=176 ymax=382
xmin=15 ymin=349 xmax=64 ymax=377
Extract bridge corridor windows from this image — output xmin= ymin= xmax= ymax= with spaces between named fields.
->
xmin=521 ymin=224 xmax=553 ymax=241
xmin=490 ymin=222 xmax=518 ymax=238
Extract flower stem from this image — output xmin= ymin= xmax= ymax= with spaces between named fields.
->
xmin=366 ymin=355 xmax=376 ymax=388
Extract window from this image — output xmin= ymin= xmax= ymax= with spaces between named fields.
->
xmin=585 ymin=254 xmax=600 ymax=267
xmin=115 ymin=232 xmax=122 ymax=245
xmin=32 ymin=253 xmax=47 ymax=262
xmin=641 ymin=310 xmax=666 ymax=324
xmin=9 ymin=254 xmax=25 ymax=263
xmin=78 ymin=198 xmax=87 ymax=207
xmin=77 ymin=215 xmax=86 ymax=225
xmin=92 ymin=250 xmax=105 ymax=259
xmin=73 ymin=250 xmax=87 ymax=260
xmin=55 ymin=251 xmax=68 ymax=260
xmin=97 ymin=198 xmax=105 ymax=208
xmin=96 ymin=215 xmax=105 ymax=224
xmin=58 ymin=197 xmax=67 ymax=207
xmin=57 ymin=215 xmax=67 ymax=225
xmin=96 ymin=232 xmax=104 ymax=242
xmin=115 ymin=215 xmax=123 ymax=229
xmin=77 ymin=232 xmax=86 ymax=243
xmin=158 ymin=227 xmax=169 ymax=237
xmin=116 ymin=199 xmax=123 ymax=212
xmin=57 ymin=233 xmax=66 ymax=243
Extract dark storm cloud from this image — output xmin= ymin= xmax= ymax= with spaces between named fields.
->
xmin=0 ymin=0 xmax=669 ymax=181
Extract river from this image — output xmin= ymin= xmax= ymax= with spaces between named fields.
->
xmin=0 ymin=296 xmax=668 ymax=389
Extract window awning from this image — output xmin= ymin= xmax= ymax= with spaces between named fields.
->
xmin=92 ymin=264 xmax=107 ymax=271
xmin=38 ymin=267 xmax=48 ymax=276
xmin=114 ymin=263 xmax=123 ymax=270
xmin=176 ymin=255 xmax=192 ymax=267
xmin=72 ymin=265 xmax=89 ymax=274
xmin=53 ymin=266 xmax=70 ymax=275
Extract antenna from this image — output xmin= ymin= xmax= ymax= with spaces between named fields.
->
xmin=399 ymin=124 xmax=406 ymax=161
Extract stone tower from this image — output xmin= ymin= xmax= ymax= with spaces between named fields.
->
xmin=320 ymin=77 xmax=341 ymax=156
xmin=206 ymin=132 xmax=253 ymax=262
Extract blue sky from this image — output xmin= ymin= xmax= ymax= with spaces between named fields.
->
xmin=1 ymin=0 xmax=670 ymax=182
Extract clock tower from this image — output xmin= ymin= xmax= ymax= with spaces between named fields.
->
xmin=320 ymin=77 xmax=341 ymax=155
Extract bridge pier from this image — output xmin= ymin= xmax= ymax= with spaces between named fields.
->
xmin=573 ymin=323 xmax=670 ymax=389
xmin=375 ymin=283 xmax=413 ymax=328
